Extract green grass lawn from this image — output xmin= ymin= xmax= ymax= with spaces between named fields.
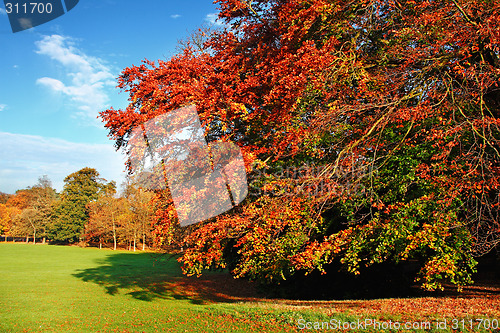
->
xmin=0 ymin=243 xmax=315 ymax=332
xmin=0 ymin=243 xmax=497 ymax=332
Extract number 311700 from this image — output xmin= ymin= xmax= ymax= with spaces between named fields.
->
xmin=5 ymin=2 xmax=53 ymax=14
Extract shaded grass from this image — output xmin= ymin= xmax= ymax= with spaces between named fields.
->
xmin=0 ymin=243 xmax=498 ymax=332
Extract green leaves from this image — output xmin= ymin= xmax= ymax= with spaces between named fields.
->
xmin=48 ymin=168 xmax=110 ymax=243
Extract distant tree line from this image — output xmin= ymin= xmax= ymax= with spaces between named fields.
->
xmin=0 ymin=167 xmax=155 ymax=251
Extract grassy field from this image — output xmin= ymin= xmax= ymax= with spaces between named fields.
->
xmin=0 ymin=243 xmax=498 ymax=332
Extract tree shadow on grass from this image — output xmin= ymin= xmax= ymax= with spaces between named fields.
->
xmin=72 ymin=252 xmax=261 ymax=304
xmin=74 ymin=252 xmax=500 ymax=306
xmin=257 ymin=258 xmax=500 ymax=301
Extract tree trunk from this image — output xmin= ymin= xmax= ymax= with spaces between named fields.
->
xmin=142 ymin=232 xmax=146 ymax=251
xmin=113 ymin=222 xmax=117 ymax=251
xmin=33 ymin=228 xmax=36 ymax=244
xmin=25 ymin=235 xmax=28 ymax=243
xmin=42 ymin=237 xmax=46 ymax=244
xmin=133 ymin=230 xmax=136 ymax=252
xmin=99 ymin=238 xmax=102 ymax=249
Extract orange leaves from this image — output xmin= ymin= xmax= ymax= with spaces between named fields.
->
xmin=179 ymin=196 xmax=322 ymax=282
xmin=0 ymin=203 xmax=19 ymax=235
xmin=401 ymin=224 xmax=449 ymax=260
xmin=291 ymin=228 xmax=353 ymax=273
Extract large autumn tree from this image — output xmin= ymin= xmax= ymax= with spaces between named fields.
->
xmin=101 ymin=0 xmax=500 ymax=290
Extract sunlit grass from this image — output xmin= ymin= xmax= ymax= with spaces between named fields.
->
xmin=0 ymin=243 xmax=295 ymax=332
xmin=0 ymin=243 xmax=496 ymax=332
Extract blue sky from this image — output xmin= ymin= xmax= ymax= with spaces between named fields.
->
xmin=0 ymin=0 xmax=222 ymax=193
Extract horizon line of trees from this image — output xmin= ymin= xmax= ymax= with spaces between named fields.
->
xmin=0 ymin=168 xmax=156 ymax=251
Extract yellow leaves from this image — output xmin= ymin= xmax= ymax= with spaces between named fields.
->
xmin=0 ymin=204 xmax=13 ymax=234
xmin=401 ymin=221 xmax=454 ymax=261
xmin=230 ymin=102 xmax=247 ymax=114
xmin=0 ymin=204 xmax=21 ymax=234
xmin=402 ymin=224 xmax=436 ymax=257
xmin=251 ymin=157 xmax=268 ymax=171
xmin=418 ymin=253 xmax=461 ymax=291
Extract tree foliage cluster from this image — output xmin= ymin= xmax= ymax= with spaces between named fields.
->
xmin=2 ymin=176 xmax=56 ymax=243
xmin=2 ymin=168 xmax=155 ymax=250
xmin=100 ymin=0 xmax=500 ymax=291
xmin=86 ymin=182 xmax=154 ymax=251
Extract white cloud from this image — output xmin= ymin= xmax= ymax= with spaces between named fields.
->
xmin=36 ymin=77 xmax=65 ymax=91
xmin=0 ymin=132 xmax=127 ymax=194
xmin=0 ymin=104 xmax=6 ymax=112
xmin=35 ymin=35 xmax=116 ymax=122
xmin=170 ymin=14 xmax=181 ymax=19
xmin=0 ymin=8 xmax=6 ymax=15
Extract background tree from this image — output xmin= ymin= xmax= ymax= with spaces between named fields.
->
xmin=123 ymin=184 xmax=155 ymax=251
xmin=0 ymin=204 xmax=18 ymax=240
xmin=11 ymin=209 xmax=40 ymax=243
xmin=0 ymin=204 xmax=9 ymax=237
xmin=0 ymin=192 xmax=11 ymax=205
xmin=7 ymin=176 xmax=56 ymax=243
xmin=6 ymin=190 xmax=31 ymax=211
xmin=3 ymin=190 xmax=30 ymax=240
xmin=86 ymin=187 xmax=126 ymax=250
xmin=29 ymin=176 xmax=57 ymax=243
xmin=86 ymin=180 xmax=155 ymax=251
xmin=49 ymin=168 xmax=112 ymax=243
xmin=9 ymin=212 xmax=31 ymax=242
xmin=0 ymin=192 xmax=13 ymax=237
